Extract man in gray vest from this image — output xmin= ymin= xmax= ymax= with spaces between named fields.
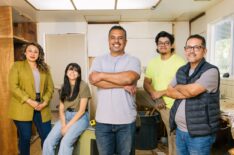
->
xmin=89 ymin=25 xmax=141 ymax=155
xmin=166 ymin=34 xmax=220 ymax=155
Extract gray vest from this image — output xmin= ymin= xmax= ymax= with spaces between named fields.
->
xmin=170 ymin=58 xmax=220 ymax=137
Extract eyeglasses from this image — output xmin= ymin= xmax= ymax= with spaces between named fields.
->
xmin=157 ymin=41 xmax=170 ymax=46
xmin=184 ymin=45 xmax=204 ymax=52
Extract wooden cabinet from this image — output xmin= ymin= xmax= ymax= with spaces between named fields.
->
xmin=0 ymin=6 xmax=37 ymax=155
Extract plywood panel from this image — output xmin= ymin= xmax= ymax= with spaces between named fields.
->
xmin=0 ymin=38 xmax=17 ymax=155
xmin=0 ymin=6 xmax=13 ymax=38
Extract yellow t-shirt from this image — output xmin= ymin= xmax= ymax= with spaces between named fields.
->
xmin=145 ymin=54 xmax=185 ymax=108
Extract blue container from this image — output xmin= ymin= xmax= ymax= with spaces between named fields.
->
xmin=135 ymin=111 xmax=160 ymax=150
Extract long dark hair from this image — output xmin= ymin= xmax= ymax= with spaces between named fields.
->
xmin=22 ymin=42 xmax=49 ymax=73
xmin=60 ymin=63 xmax=82 ymax=102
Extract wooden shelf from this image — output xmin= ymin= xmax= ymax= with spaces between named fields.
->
xmin=13 ymin=35 xmax=29 ymax=44
xmin=0 ymin=6 xmax=38 ymax=154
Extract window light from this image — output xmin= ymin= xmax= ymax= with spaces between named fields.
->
xmin=117 ymin=0 xmax=160 ymax=9
xmin=72 ymin=0 xmax=115 ymax=10
xmin=26 ymin=0 xmax=160 ymax=10
xmin=26 ymin=0 xmax=75 ymax=10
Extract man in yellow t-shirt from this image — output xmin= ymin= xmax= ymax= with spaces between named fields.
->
xmin=144 ymin=31 xmax=185 ymax=155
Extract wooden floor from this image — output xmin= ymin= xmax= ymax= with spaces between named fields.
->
xmin=30 ymin=138 xmax=168 ymax=155
xmin=31 ymin=136 xmax=232 ymax=155
xmin=30 ymin=111 xmax=231 ymax=155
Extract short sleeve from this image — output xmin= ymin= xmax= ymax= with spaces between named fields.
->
xmin=195 ymin=68 xmax=219 ymax=93
xmin=170 ymin=76 xmax=177 ymax=87
xmin=79 ymin=82 xmax=92 ymax=99
xmin=127 ymin=56 xmax=141 ymax=75
xmin=145 ymin=61 xmax=153 ymax=79
xmin=90 ymin=56 xmax=102 ymax=73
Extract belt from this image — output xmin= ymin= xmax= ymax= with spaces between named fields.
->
xmin=36 ymin=93 xmax=41 ymax=102
xmin=67 ymin=108 xmax=77 ymax=112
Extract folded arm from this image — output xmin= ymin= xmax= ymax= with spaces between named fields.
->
xmin=89 ymin=71 xmax=140 ymax=87
xmin=143 ymin=77 xmax=166 ymax=100
xmin=174 ymin=83 xmax=206 ymax=98
xmin=166 ymin=85 xmax=186 ymax=99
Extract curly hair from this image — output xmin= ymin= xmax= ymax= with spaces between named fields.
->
xmin=60 ymin=63 xmax=82 ymax=102
xmin=155 ymin=31 xmax=175 ymax=53
xmin=22 ymin=42 xmax=49 ymax=73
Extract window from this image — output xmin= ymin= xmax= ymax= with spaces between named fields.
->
xmin=209 ymin=17 xmax=234 ymax=76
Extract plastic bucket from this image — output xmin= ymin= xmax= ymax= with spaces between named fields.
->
xmin=135 ymin=111 xmax=159 ymax=150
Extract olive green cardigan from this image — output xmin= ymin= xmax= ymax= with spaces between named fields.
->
xmin=8 ymin=60 xmax=54 ymax=122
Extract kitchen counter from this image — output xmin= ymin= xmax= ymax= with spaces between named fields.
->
xmin=220 ymin=98 xmax=234 ymax=139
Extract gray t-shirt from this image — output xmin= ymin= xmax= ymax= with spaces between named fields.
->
xmin=171 ymin=68 xmax=219 ymax=132
xmin=90 ymin=53 xmax=141 ymax=124
xmin=32 ymin=68 xmax=40 ymax=93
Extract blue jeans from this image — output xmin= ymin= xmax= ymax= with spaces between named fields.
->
xmin=43 ymin=111 xmax=89 ymax=155
xmin=176 ymin=128 xmax=216 ymax=155
xmin=14 ymin=110 xmax=51 ymax=155
xmin=95 ymin=122 xmax=136 ymax=155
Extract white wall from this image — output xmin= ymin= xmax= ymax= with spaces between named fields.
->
xmin=190 ymin=0 xmax=234 ymax=39
xmin=206 ymin=0 xmax=234 ymax=24
xmin=189 ymin=0 xmax=234 ymax=99
xmin=174 ymin=22 xmax=190 ymax=59
xmin=191 ymin=15 xmax=206 ymax=35
xmin=120 ymin=22 xmax=172 ymax=67
xmin=46 ymin=34 xmax=86 ymax=88
xmin=37 ymin=22 xmax=87 ymax=49
xmin=189 ymin=0 xmax=234 ymax=47
xmin=37 ymin=22 xmax=88 ymax=80
xmin=87 ymin=22 xmax=173 ymax=66
xmin=87 ymin=24 xmax=115 ymax=57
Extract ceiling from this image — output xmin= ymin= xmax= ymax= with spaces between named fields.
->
xmin=0 ymin=0 xmax=223 ymax=22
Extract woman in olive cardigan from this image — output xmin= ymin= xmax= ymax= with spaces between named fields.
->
xmin=8 ymin=42 xmax=54 ymax=155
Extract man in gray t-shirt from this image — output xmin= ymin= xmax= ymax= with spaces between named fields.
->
xmin=166 ymin=34 xmax=220 ymax=155
xmin=89 ymin=25 xmax=141 ymax=155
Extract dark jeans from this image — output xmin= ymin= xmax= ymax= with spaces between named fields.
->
xmin=14 ymin=111 xmax=51 ymax=155
xmin=95 ymin=122 xmax=136 ymax=155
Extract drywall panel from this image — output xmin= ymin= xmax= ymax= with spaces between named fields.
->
xmin=87 ymin=22 xmax=173 ymax=65
xmin=87 ymin=24 xmax=115 ymax=57
xmin=125 ymin=38 xmax=157 ymax=67
xmin=191 ymin=15 xmax=206 ymax=35
xmin=46 ymin=34 xmax=86 ymax=88
xmin=120 ymin=22 xmax=172 ymax=38
xmin=174 ymin=22 xmax=190 ymax=59
xmin=206 ymin=0 xmax=234 ymax=24
xmin=37 ymin=22 xmax=87 ymax=50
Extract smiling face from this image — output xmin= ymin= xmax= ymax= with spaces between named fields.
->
xmin=157 ymin=37 xmax=173 ymax=55
xmin=108 ymin=29 xmax=127 ymax=56
xmin=184 ymin=38 xmax=207 ymax=68
xmin=66 ymin=65 xmax=79 ymax=81
xmin=24 ymin=45 xmax=39 ymax=63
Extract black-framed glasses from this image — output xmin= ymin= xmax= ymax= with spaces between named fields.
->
xmin=158 ymin=41 xmax=170 ymax=46
xmin=184 ymin=45 xmax=204 ymax=52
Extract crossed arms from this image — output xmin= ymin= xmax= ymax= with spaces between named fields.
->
xmin=89 ymin=71 xmax=140 ymax=95
xmin=166 ymin=83 xmax=206 ymax=99
xmin=144 ymin=76 xmax=206 ymax=109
